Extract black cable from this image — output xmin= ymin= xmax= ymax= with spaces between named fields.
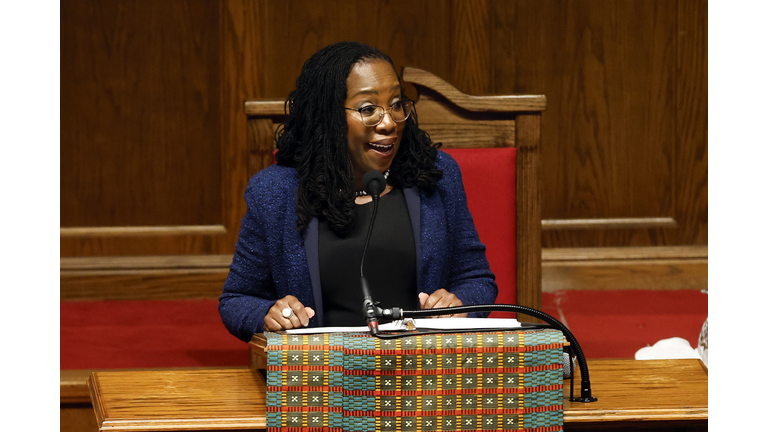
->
xmin=374 ymin=303 xmax=597 ymax=402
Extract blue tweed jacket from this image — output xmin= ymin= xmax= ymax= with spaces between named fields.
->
xmin=219 ymin=151 xmax=498 ymax=341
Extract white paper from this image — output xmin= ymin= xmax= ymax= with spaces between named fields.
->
xmin=412 ymin=317 xmax=522 ymax=330
xmin=285 ymin=317 xmax=522 ymax=334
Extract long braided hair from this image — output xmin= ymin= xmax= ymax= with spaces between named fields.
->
xmin=275 ymin=42 xmax=442 ymax=235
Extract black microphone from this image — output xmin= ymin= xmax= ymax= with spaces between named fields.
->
xmin=359 ymin=170 xmax=387 ymax=335
xmin=362 ymin=170 xmax=386 ymax=197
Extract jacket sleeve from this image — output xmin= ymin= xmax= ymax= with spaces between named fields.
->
xmin=218 ymin=177 xmax=279 ymax=341
xmin=437 ymin=152 xmax=499 ymax=317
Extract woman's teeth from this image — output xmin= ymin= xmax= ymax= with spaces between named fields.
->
xmin=369 ymin=142 xmax=392 ymax=150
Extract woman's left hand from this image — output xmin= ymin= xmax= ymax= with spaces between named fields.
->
xmin=418 ymin=289 xmax=468 ymax=318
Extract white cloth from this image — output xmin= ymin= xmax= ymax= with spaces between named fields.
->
xmin=634 ymin=337 xmax=701 ymax=361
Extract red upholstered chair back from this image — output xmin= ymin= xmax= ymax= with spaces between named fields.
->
xmin=245 ymin=67 xmax=545 ymax=321
xmin=443 ymin=148 xmax=516 ymax=315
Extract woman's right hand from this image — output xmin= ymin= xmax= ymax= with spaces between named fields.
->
xmin=264 ymin=295 xmax=316 ymax=331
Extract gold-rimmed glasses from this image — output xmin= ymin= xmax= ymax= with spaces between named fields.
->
xmin=345 ymin=100 xmax=414 ymax=127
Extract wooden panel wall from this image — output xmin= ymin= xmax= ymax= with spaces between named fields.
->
xmin=60 ymin=0 xmax=706 ymax=283
xmin=60 ymin=0 xmax=253 ymax=256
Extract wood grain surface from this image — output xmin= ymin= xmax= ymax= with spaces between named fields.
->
xmin=61 ymin=0 xmax=707 ymax=257
xmin=87 ymin=359 xmax=706 ymax=431
xmin=564 ymin=359 xmax=707 ymax=424
xmin=61 ymin=370 xmax=95 ymax=404
xmin=674 ymin=0 xmax=709 ymax=246
xmin=61 ymin=0 xmax=223 ymax=228
xmin=514 ymin=113 xmax=543 ymax=318
xmin=60 ymin=270 xmax=229 ymax=300
xmin=60 ymin=255 xmax=231 ymax=300
xmin=60 ymin=403 xmax=99 ymax=432
xmin=89 ymin=369 xmax=267 ymax=431
xmin=542 ymin=218 xmax=679 ymax=231
xmin=402 ymin=67 xmax=546 ymax=112
xmin=542 ymin=245 xmax=707 ymax=291
xmin=60 ymin=225 xmax=229 ymax=237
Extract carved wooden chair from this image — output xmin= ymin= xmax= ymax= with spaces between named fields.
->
xmin=244 ymin=67 xmax=544 ymax=334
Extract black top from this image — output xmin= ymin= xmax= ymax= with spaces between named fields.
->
xmin=318 ymin=187 xmax=418 ymax=326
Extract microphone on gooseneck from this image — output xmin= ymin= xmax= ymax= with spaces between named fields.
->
xmin=359 ymin=170 xmax=386 ymax=335
xmin=355 ymin=169 xmax=596 ymax=402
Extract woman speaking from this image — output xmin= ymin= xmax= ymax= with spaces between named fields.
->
xmin=219 ymin=42 xmax=497 ymax=341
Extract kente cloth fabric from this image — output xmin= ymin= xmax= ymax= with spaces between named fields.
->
xmin=265 ymin=329 xmax=564 ymax=432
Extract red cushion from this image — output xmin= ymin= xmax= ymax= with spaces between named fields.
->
xmin=542 ymin=290 xmax=708 ymax=358
xmin=60 ymin=299 xmax=249 ymax=369
xmin=443 ymin=148 xmax=516 ymax=317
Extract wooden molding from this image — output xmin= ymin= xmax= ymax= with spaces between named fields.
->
xmin=514 ymin=113 xmax=543 ymax=321
xmin=244 ymin=100 xmax=287 ymax=116
xmin=60 ymin=225 xmax=228 ymax=237
xmin=61 ymin=370 xmax=95 ymax=404
xmin=402 ymin=67 xmax=547 ymax=112
xmin=61 ymin=245 xmax=707 ymax=299
xmin=62 ymin=366 xmax=247 ymax=405
xmin=542 ymin=218 xmax=678 ymax=230
xmin=542 ymin=246 xmax=707 ymax=292
xmin=60 ymin=255 xmax=232 ymax=300
xmin=60 ymin=254 xmax=233 ymax=270
xmin=88 ymin=369 xmax=268 ymax=431
xmin=543 ymin=246 xmax=706 ymax=261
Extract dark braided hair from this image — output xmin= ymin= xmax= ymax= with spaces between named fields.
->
xmin=275 ymin=41 xmax=442 ymax=235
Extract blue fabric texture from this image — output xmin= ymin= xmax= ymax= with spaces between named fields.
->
xmin=219 ymin=150 xmax=498 ymax=341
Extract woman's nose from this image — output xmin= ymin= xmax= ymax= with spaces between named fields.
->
xmin=376 ymin=110 xmax=397 ymax=132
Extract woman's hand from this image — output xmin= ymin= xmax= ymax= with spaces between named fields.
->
xmin=264 ymin=295 xmax=316 ymax=331
xmin=418 ymin=289 xmax=468 ymax=318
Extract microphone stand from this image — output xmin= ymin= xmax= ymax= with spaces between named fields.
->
xmin=356 ymin=169 xmax=596 ymax=402
xmin=359 ymin=171 xmax=386 ymax=335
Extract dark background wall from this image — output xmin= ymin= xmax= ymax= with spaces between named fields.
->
xmin=60 ymin=0 xmax=707 ymax=294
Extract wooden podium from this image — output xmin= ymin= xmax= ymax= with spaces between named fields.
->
xmin=89 ymin=351 xmax=707 ymax=431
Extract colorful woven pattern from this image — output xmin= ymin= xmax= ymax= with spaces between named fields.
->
xmin=266 ymin=329 xmax=564 ymax=431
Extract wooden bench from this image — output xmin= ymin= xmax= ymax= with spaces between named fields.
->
xmin=60 ymin=258 xmax=251 ymax=432
xmin=62 ymin=366 xmax=254 ymax=432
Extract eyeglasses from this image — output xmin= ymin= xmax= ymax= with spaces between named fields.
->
xmin=345 ymin=100 xmax=414 ymax=127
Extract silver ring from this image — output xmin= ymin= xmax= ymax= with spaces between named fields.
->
xmin=281 ymin=307 xmax=294 ymax=319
